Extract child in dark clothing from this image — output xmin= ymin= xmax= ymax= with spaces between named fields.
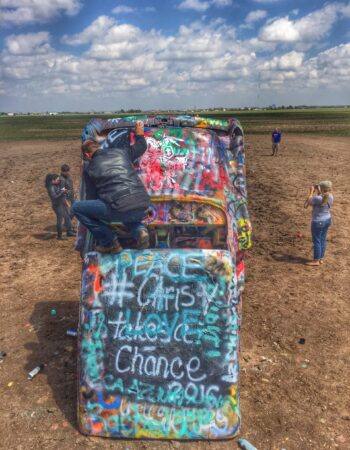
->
xmin=60 ymin=164 xmax=76 ymax=218
xmin=45 ymin=173 xmax=75 ymax=240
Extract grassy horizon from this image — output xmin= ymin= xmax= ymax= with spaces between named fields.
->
xmin=1 ymin=108 xmax=350 ymax=141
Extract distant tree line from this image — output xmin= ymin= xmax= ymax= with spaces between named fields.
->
xmin=1 ymin=106 xmax=349 ymax=116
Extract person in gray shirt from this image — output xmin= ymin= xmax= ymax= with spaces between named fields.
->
xmin=304 ymin=180 xmax=333 ymax=266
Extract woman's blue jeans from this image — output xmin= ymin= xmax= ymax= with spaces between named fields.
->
xmin=72 ymin=199 xmax=147 ymax=247
xmin=311 ymin=218 xmax=332 ymax=260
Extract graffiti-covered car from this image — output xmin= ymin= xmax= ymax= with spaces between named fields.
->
xmin=77 ymin=115 xmax=251 ymax=440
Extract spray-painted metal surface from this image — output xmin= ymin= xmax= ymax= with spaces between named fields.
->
xmin=145 ymin=201 xmax=226 ymax=225
xmin=77 ymin=116 xmax=251 ymax=439
xmin=77 ymin=116 xmax=251 ymax=254
xmin=79 ymin=250 xmax=239 ymax=439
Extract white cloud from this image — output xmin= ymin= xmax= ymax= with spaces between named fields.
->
xmin=0 ymin=17 xmax=244 ymax=101
xmin=253 ymin=0 xmax=281 ymax=3
xmin=5 ymin=32 xmax=51 ymax=55
xmin=305 ymin=43 xmax=350 ymax=84
xmin=62 ymin=16 xmax=115 ymax=45
xmin=254 ymin=43 xmax=350 ymax=92
xmin=1 ymin=43 xmax=59 ymax=81
xmin=157 ymin=19 xmax=235 ymax=60
xmin=178 ymin=0 xmax=211 ymax=12
xmin=0 ymin=0 xmax=82 ymax=25
xmin=178 ymin=0 xmax=232 ymax=10
xmin=246 ymin=9 xmax=267 ymax=24
xmin=211 ymin=0 xmax=233 ymax=6
xmin=340 ymin=3 xmax=350 ymax=17
xmin=261 ymin=51 xmax=304 ymax=70
xmin=112 ymin=5 xmax=135 ymax=14
xmin=246 ymin=37 xmax=277 ymax=52
xmin=259 ymin=3 xmax=344 ymax=44
xmin=260 ymin=17 xmax=299 ymax=42
xmin=87 ymin=24 xmax=163 ymax=60
xmin=1 ymin=13 xmax=349 ymax=110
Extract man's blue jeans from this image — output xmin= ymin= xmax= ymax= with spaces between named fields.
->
xmin=311 ymin=218 xmax=332 ymax=260
xmin=72 ymin=199 xmax=147 ymax=247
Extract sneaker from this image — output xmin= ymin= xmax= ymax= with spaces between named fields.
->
xmin=57 ymin=236 xmax=68 ymax=241
xmin=137 ymin=228 xmax=150 ymax=249
xmin=66 ymin=231 xmax=76 ymax=237
xmin=96 ymin=242 xmax=123 ymax=254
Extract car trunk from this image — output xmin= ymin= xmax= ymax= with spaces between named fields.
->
xmin=78 ymin=248 xmax=240 ymax=439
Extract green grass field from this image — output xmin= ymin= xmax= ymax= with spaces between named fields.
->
xmin=1 ymin=108 xmax=350 ymax=141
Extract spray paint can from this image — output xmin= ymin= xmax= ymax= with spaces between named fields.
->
xmin=27 ymin=364 xmax=44 ymax=380
xmin=238 ymin=438 xmax=258 ymax=450
xmin=66 ymin=329 xmax=78 ymax=337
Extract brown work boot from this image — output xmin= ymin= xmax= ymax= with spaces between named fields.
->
xmin=137 ymin=228 xmax=150 ymax=249
xmin=96 ymin=242 xmax=123 ymax=254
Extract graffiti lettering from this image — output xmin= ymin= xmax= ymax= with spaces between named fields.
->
xmin=80 ymin=248 xmax=240 ymax=438
xmin=109 ymin=309 xmax=201 ymax=343
xmin=115 ymin=345 xmax=206 ymax=382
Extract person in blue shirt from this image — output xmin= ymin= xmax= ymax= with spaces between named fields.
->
xmin=271 ymin=128 xmax=282 ymax=156
xmin=304 ymin=180 xmax=333 ymax=266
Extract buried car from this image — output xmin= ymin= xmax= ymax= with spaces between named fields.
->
xmin=76 ymin=115 xmax=251 ymax=440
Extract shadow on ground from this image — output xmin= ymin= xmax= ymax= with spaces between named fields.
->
xmin=32 ymin=224 xmax=57 ymax=240
xmin=26 ymin=300 xmax=79 ymax=427
xmin=32 ymin=232 xmax=57 ymax=240
xmin=271 ymin=252 xmax=309 ymax=264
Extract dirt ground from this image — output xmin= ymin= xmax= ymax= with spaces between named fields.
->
xmin=0 ymin=134 xmax=349 ymax=450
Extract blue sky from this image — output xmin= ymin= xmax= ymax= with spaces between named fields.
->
xmin=0 ymin=0 xmax=349 ymax=112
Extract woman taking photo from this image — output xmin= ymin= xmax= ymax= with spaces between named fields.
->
xmin=45 ymin=173 xmax=75 ymax=240
xmin=304 ymin=180 xmax=333 ymax=266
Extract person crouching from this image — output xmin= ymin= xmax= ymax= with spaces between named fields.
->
xmin=72 ymin=121 xmax=150 ymax=254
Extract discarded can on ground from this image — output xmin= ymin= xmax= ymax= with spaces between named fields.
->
xmin=66 ymin=329 xmax=77 ymax=337
xmin=50 ymin=309 xmax=57 ymax=316
xmin=238 ymin=438 xmax=258 ymax=450
xmin=28 ymin=364 xmax=44 ymax=380
xmin=0 ymin=351 xmax=6 ymax=360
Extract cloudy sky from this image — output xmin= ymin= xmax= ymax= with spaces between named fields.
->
xmin=1 ymin=0 xmax=350 ymax=112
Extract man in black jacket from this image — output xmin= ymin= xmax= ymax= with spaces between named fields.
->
xmin=72 ymin=121 xmax=150 ymax=254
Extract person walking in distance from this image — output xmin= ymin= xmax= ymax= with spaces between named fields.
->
xmin=304 ymin=180 xmax=333 ymax=266
xmin=45 ymin=173 xmax=75 ymax=240
xmin=72 ymin=121 xmax=150 ymax=254
xmin=271 ymin=127 xmax=282 ymax=156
